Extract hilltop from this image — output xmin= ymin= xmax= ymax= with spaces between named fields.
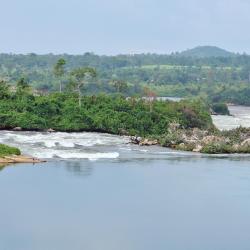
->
xmin=179 ymin=46 xmax=235 ymax=58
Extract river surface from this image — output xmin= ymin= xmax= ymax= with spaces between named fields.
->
xmin=1 ymin=130 xmax=250 ymax=250
xmin=212 ymin=105 xmax=250 ymax=130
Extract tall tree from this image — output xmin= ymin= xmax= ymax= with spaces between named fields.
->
xmin=0 ymin=80 xmax=10 ymax=99
xmin=53 ymin=58 xmax=66 ymax=93
xmin=16 ymin=78 xmax=31 ymax=96
xmin=70 ymin=67 xmax=97 ymax=107
xmin=143 ymin=87 xmax=157 ymax=112
xmin=111 ymin=79 xmax=128 ymax=94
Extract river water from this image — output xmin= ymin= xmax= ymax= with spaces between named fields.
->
xmin=212 ymin=105 xmax=250 ymax=130
xmin=1 ymin=105 xmax=250 ymax=250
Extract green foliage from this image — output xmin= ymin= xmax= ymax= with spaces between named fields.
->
xmin=211 ymin=103 xmax=230 ymax=115
xmin=160 ymin=131 xmax=184 ymax=147
xmin=175 ymin=143 xmax=196 ymax=152
xmin=0 ymin=144 xmax=21 ymax=157
xmin=199 ymin=128 xmax=250 ymax=154
xmin=201 ymin=142 xmax=233 ymax=154
xmin=178 ymin=99 xmax=212 ymax=129
xmin=179 ymin=46 xmax=234 ymax=58
xmin=0 ymin=80 xmax=10 ymax=99
xmin=221 ymin=127 xmax=250 ymax=144
xmin=71 ymin=67 xmax=97 ymax=81
xmin=0 ymin=92 xmax=213 ymax=136
xmin=53 ymin=58 xmax=66 ymax=92
xmin=1 ymin=52 xmax=250 ymax=103
xmin=211 ymin=87 xmax=250 ymax=106
xmin=53 ymin=58 xmax=66 ymax=78
xmin=111 ymin=80 xmax=128 ymax=93
xmin=16 ymin=78 xmax=31 ymax=96
xmin=70 ymin=67 xmax=97 ymax=107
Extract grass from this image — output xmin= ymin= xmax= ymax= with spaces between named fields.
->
xmin=0 ymin=144 xmax=21 ymax=157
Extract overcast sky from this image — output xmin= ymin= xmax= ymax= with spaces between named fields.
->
xmin=1 ymin=0 xmax=249 ymax=55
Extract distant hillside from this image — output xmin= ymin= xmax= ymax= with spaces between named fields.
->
xmin=179 ymin=46 xmax=235 ymax=58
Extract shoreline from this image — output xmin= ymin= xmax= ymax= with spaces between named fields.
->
xmin=2 ymin=126 xmax=250 ymax=155
xmin=0 ymin=155 xmax=46 ymax=164
xmin=131 ymin=125 xmax=250 ymax=154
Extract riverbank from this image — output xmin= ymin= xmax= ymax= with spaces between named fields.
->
xmin=0 ymin=143 xmax=44 ymax=164
xmin=3 ymin=124 xmax=250 ymax=155
xmin=131 ymin=125 xmax=250 ymax=154
xmin=1 ymin=128 xmax=250 ymax=162
xmin=0 ymin=155 xmax=45 ymax=164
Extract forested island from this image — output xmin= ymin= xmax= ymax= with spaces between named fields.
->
xmin=0 ymin=77 xmax=250 ymax=154
xmin=1 ymin=46 xmax=250 ymax=155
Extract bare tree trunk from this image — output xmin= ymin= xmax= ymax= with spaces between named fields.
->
xmin=59 ymin=80 xmax=62 ymax=93
xmin=149 ymin=100 xmax=153 ymax=113
xmin=78 ymin=85 xmax=82 ymax=108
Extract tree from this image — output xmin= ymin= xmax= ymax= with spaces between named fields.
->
xmin=70 ymin=67 xmax=97 ymax=107
xmin=111 ymin=79 xmax=128 ymax=94
xmin=53 ymin=58 xmax=66 ymax=93
xmin=0 ymin=80 xmax=10 ymax=99
xmin=16 ymin=78 xmax=31 ymax=96
xmin=143 ymin=87 xmax=157 ymax=112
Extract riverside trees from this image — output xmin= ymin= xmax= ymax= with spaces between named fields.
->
xmin=53 ymin=58 xmax=66 ymax=93
xmin=0 ymin=80 xmax=10 ymax=99
xmin=70 ymin=67 xmax=97 ymax=107
xmin=0 ymin=86 xmax=212 ymax=135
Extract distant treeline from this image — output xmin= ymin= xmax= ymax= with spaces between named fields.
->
xmin=2 ymin=52 xmax=250 ymax=69
xmin=1 ymin=52 xmax=250 ymax=105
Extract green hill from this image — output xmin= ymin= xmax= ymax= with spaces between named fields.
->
xmin=179 ymin=46 xmax=235 ymax=58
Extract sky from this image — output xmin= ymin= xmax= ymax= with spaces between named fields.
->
xmin=1 ymin=0 xmax=250 ymax=55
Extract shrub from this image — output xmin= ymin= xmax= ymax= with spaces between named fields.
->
xmin=175 ymin=143 xmax=196 ymax=152
xmin=160 ymin=132 xmax=184 ymax=147
xmin=201 ymin=142 xmax=233 ymax=154
xmin=0 ymin=144 xmax=21 ymax=157
xmin=211 ymin=103 xmax=230 ymax=115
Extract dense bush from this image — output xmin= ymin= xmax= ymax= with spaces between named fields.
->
xmin=211 ymin=103 xmax=230 ymax=115
xmin=0 ymin=93 xmax=213 ymax=136
xmin=160 ymin=131 xmax=184 ymax=147
xmin=201 ymin=142 xmax=233 ymax=154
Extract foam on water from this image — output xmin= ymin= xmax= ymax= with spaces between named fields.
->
xmin=0 ymin=130 xmax=199 ymax=160
xmin=212 ymin=105 xmax=250 ymax=130
xmin=30 ymin=149 xmax=119 ymax=160
xmin=0 ymin=131 xmax=127 ymax=160
xmin=2 ymin=128 xmax=249 ymax=161
xmin=55 ymin=152 xmax=120 ymax=160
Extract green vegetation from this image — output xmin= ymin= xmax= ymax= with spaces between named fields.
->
xmin=179 ymin=46 xmax=234 ymax=58
xmin=1 ymin=48 xmax=250 ymax=154
xmin=1 ymin=47 xmax=250 ymax=105
xmin=158 ymin=126 xmax=250 ymax=154
xmin=200 ymin=142 xmax=234 ymax=154
xmin=0 ymin=80 xmax=213 ymax=136
xmin=211 ymin=103 xmax=230 ymax=115
xmin=53 ymin=58 xmax=66 ymax=92
xmin=0 ymin=144 xmax=21 ymax=157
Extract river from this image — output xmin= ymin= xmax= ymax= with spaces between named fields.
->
xmin=212 ymin=105 xmax=250 ymax=130
xmin=1 ymin=106 xmax=250 ymax=250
